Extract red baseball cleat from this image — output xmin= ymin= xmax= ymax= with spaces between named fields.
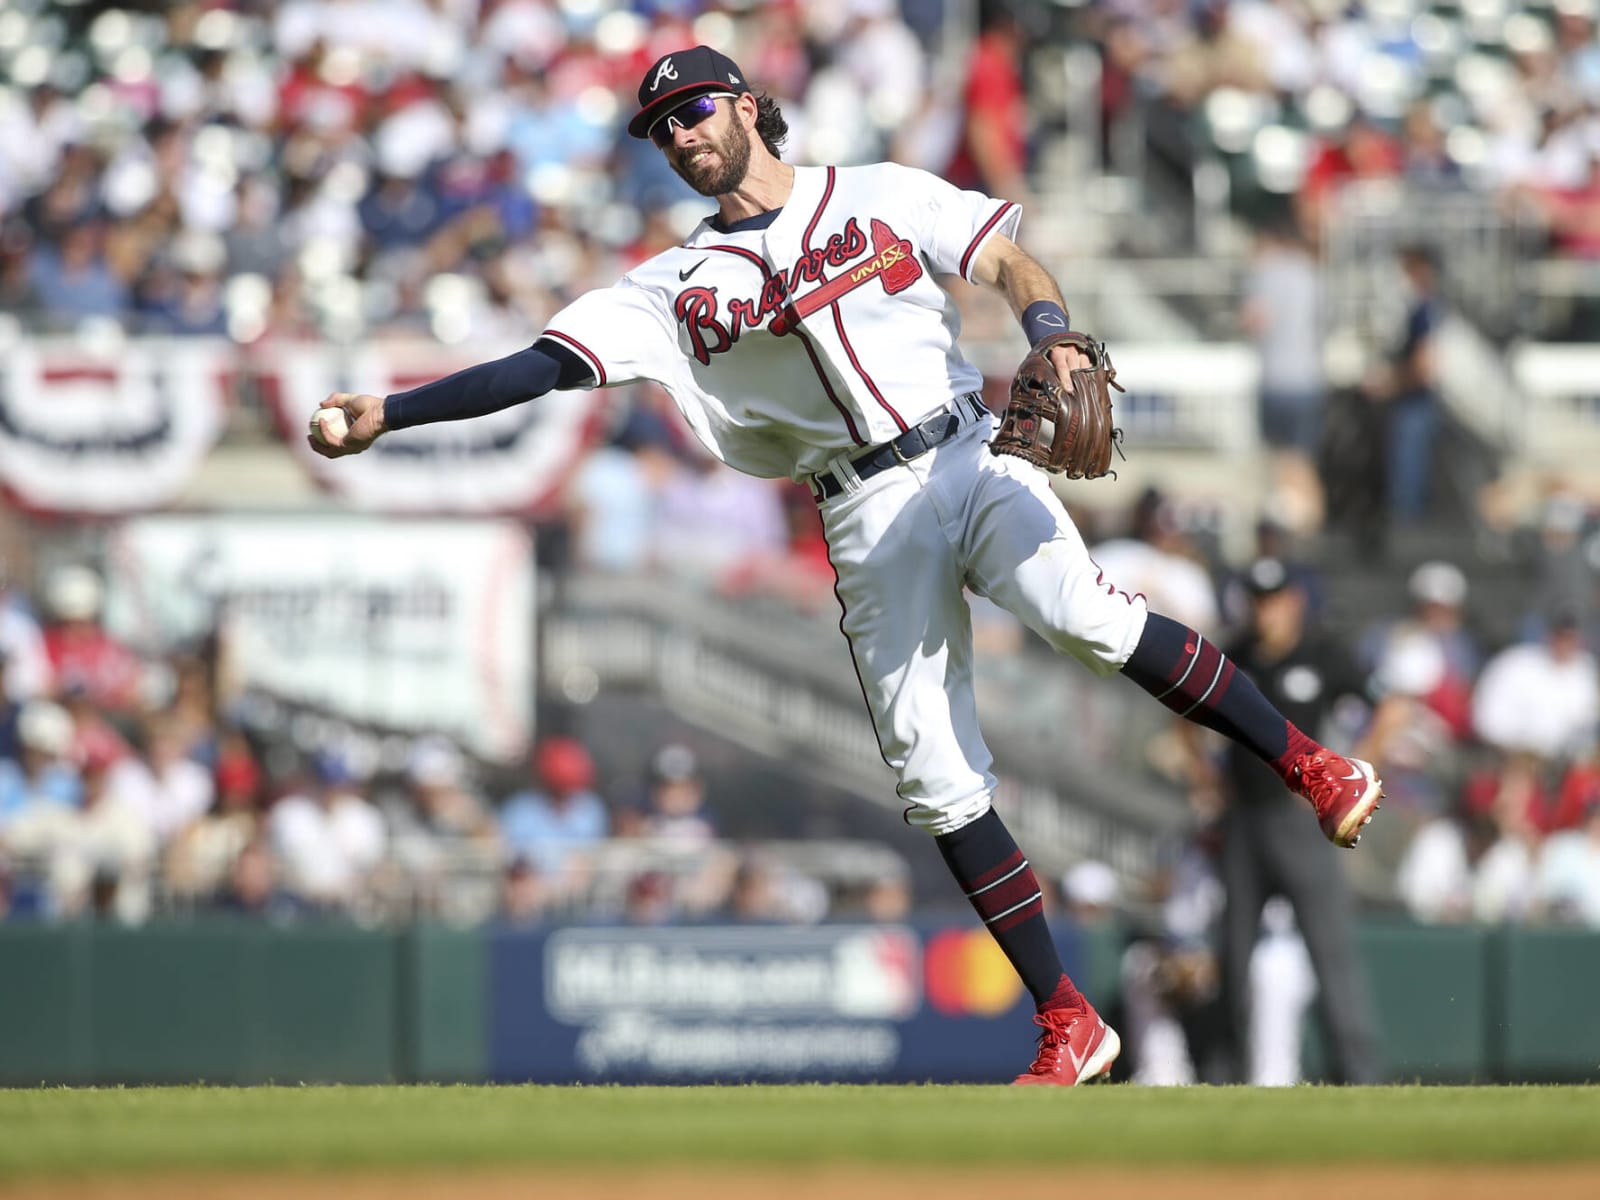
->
xmin=1288 ymin=748 xmax=1384 ymax=848
xmin=1012 ymin=1003 xmax=1121 ymax=1086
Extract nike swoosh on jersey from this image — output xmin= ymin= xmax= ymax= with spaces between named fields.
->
xmin=679 ymin=259 xmax=709 ymax=282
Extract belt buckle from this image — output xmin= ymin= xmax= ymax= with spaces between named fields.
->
xmin=892 ymin=406 xmax=956 ymax=464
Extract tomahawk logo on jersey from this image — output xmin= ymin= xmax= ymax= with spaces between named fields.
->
xmin=540 ymin=162 xmax=1019 ymax=481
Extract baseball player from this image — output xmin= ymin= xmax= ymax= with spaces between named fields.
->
xmin=310 ymin=46 xmax=1383 ymax=1086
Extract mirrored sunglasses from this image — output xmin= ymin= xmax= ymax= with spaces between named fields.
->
xmin=649 ymin=92 xmax=736 ymax=148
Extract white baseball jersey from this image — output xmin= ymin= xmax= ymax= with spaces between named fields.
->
xmin=543 ymin=160 xmax=1147 ymax=835
xmin=540 ymin=162 xmax=1020 ymax=479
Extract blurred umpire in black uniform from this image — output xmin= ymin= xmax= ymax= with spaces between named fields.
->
xmin=1219 ymin=556 xmax=1382 ymax=1084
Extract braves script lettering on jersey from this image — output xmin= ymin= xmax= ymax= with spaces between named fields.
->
xmin=540 ymin=161 xmax=1149 ymax=833
xmin=541 ymin=164 xmax=1018 ymax=480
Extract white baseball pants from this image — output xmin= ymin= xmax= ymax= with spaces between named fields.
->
xmin=818 ymin=406 xmax=1149 ymax=835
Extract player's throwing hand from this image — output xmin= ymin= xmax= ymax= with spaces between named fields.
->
xmin=307 ymin=392 xmax=387 ymax=458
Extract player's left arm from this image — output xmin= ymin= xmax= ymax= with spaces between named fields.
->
xmin=970 ymin=234 xmax=1091 ymax=390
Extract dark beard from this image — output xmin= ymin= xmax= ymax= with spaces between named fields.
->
xmin=671 ymin=118 xmax=752 ymax=197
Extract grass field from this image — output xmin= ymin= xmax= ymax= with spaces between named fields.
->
xmin=2 ymin=1084 xmax=1599 ymax=1167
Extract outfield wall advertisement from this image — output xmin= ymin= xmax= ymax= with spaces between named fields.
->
xmin=489 ymin=923 xmax=1088 ymax=1084
xmin=104 ymin=515 xmax=534 ymax=762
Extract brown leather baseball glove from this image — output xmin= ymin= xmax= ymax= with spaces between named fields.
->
xmin=990 ymin=331 xmax=1124 ymax=479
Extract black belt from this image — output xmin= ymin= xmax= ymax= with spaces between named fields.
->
xmin=810 ymin=393 xmax=986 ymax=502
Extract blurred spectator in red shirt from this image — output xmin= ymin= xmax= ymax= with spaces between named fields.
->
xmin=60 ymin=680 xmax=133 ymax=772
xmin=1549 ymin=750 xmax=1600 ymax=835
xmin=1296 ymin=114 xmax=1403 ymax=239
xmin=744 ymin=3 xmax=811 ymax=103
xmin=945 ymin=2 xmax=1030 ymax=202
xmin=1521 ymin=155 xmax=1600 ymax=260
xmin=277 ymin=41 xmax=370 ymax=137
xmin=1461 ymin=749 xmax=1553 ymax=836
xmin=41 ymin=565 xmax=143 ymax=714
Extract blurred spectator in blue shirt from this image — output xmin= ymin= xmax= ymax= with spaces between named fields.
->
xmin=568 ymin=405 xmax=684 ymax=573
xmin=138 ymin=231 xmax=229 ymax=336
xmin=612 ymin=128 xmax=697 ymax=216
xmin=503 ymin=74 xmax=611 ymax=176
xmin=1374 ymin=243 xmax=1443 ymax=523
xmin=500 ymin=736 xmax=608 ymax=893
xmin=0 ymin=700 xmax=84 ymax=830
xmin=27 ymin=222 xmax=128 ymax=329
xmin=360 ymin=171 xmax=442 ymax=253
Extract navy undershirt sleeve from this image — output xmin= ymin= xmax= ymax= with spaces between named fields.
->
xmin=382 ymin=339 xmax=594 ymax=431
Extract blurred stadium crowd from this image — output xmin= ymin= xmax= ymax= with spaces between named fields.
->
xmin=1095 ymin=0 xmax=1600 ymax=246
xmin=0 ymin=556 xmax=880 ymax=927
xmin=3 ymin=0 xmax=1597 ymax=344
xmin=3 ymin=478 xmax=1598 ymax=933
xmin=0 ymin=0 xmax=964 ymax=344
xmin=0 ymin=2 xmax=1598 ymax=949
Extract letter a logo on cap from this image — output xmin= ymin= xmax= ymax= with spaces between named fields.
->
xmin=652 ymin=57 xmax=678 ymax=91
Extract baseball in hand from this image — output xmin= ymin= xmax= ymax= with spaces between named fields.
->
xmin=310 ymin=407 xmax=350 ymax=444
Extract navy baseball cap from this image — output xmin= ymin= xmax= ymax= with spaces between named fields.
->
xmin=628 ymin=45 xmax=752 ymax=140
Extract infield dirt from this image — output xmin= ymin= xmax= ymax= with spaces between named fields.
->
xmin=5 ymin=1166 xmax=1600 ymax=1200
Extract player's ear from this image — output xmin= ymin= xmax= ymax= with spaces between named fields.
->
xmin=735 ymin=92 xmax=758 ymax=131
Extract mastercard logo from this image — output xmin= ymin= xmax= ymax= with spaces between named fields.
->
xmin=923 ymin=929 xmax=1026 ymax=1016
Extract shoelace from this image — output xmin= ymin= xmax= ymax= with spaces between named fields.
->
xmin=1291 ymin=752 xmax=1335 ymax=803
xmin=1024 ymin=1010 xmax=1078 ymax=1074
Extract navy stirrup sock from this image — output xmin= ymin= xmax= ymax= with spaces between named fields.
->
xmin=935 ymin=808 xmax=1085 ymax=1012
xmin=1121 ymin=612 xmax=1317 ymax=780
